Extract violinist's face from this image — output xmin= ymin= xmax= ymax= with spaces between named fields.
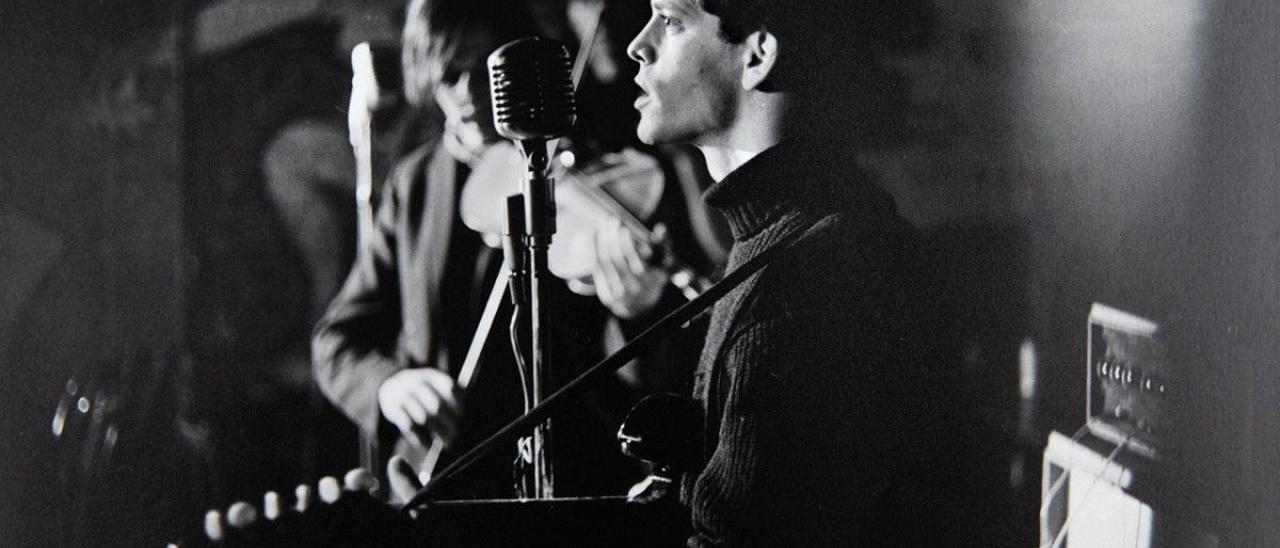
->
xmin=627 ymin=0 xmax=744 ymax=146
xmin=432 ymin=31 xmax=499 ymax=164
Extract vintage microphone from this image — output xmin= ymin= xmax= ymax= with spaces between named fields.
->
xmin=487 ymin=36 xmax=576 ymax=499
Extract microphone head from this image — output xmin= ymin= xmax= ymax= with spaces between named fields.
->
xmin=487 ymin=37 xmax=576 ymax=141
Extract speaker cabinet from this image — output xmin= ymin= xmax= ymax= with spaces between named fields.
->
xmin=1040 ymin=431 xmax=1218 ymax=548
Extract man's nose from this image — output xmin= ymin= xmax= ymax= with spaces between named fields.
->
xmin=626 ymin=27 xmax=653 ymax=64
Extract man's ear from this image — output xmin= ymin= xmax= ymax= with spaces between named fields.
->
xmin=741 ymin=29 xmax=779 ymax=91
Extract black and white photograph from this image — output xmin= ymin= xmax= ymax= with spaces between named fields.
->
xmin=0 ymin=0 xmax=1276 ymax=546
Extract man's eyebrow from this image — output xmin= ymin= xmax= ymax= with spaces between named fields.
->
xmin=653 ymin=0 xmax=696 ymax=15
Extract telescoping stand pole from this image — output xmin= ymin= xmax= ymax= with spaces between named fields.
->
xmin=521 ymin=139 xmax=556 ymax=498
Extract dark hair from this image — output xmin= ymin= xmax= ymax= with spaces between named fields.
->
xmin=700 ymin=0 xmax=932 ymax=84
xmin=401 ymin=0 xmax=539 ymax=108
xmin=699 ymin=0 xmax=933 ymax=142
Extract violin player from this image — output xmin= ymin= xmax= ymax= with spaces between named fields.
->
xmin=620 ymin=0 xmax=975 ymax=545
xmin=311 ymin=0 xmax=725 ymax=500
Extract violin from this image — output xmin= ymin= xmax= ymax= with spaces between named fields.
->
xmin=459 ymin=140 xmax=711 ymax=300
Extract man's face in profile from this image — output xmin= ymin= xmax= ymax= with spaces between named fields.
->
xmin=626 ymin=0 xmax=744 ymax=146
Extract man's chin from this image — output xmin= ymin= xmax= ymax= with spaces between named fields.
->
xmin=634 ymin=119 xmax=666 ymax=146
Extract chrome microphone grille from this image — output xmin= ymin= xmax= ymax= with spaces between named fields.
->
xmin=487 ymin=37 xmax=576 ymax=142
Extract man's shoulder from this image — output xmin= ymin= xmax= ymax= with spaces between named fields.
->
xmin=783 ymin=203 xmax=922 ymax=273
xmin=746 ymin=205 xmax=934 ymax=321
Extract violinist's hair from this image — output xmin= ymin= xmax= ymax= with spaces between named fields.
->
xmin=401 ymin=0 xmax=539 ymax=108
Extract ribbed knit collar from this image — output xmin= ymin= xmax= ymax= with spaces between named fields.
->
xmin=703 ymin=140 xmax=850 ymax=241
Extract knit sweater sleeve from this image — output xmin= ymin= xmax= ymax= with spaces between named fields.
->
xmin=691 ymin=302 xmax=901 ymax=545
xmin=688 ymin=312 xmax=868 ymax=547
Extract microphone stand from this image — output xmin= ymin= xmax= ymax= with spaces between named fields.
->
xmin=400 ymin=213 xmax=830 ymax=513
xmin=418 ymin=197 xmax=528 ymax=485
xmin=518 ymin=138 xmax=556 ymax=498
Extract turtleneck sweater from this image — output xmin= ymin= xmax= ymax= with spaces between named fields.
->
xmin=683 ymin=141 xmax=958 ymax=547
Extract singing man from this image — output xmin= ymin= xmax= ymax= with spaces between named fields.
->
xmin=626 ymin=1 xmax=965 ymax=545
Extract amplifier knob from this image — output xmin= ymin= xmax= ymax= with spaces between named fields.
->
xmin=1142 ymin=376 xmax=1168 ymax=396
xmin=1122 ymin=366 xmax=1139 ymax=386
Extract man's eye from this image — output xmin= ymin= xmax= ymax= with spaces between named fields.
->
xmin=660 ymin=15 xmax=680 ymax=29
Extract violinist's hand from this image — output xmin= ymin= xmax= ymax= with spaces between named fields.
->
xmin=377 ymin=368 xmax=462 ymax=450
xmin=590 ymin=221 xmax=670 ymax=319
xmin=386 ymin=455 xmax=425 ymax=505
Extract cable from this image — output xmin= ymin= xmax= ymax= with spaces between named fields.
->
xmin=509 ymin=305 xmax=531 ymax=413
xmin=1041 ymin=431 xmax=1136 ymax=548
xmin=1039 ymin=423 xmax=1095 ymax=515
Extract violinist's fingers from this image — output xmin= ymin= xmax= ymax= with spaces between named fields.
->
xmin=401 ymin=427 xmax=427 ymax=452
xmin=405 ymin=384 xmax=459 ymax=446
xmin=387 ymin=455 xmax=424 ymax=504
xmin=592 ymin=270 xmax=615 ymax=313
xmin=592 ymin=220 xmax=672 ymax=319
xmin=616 ymin=224 xmax=649 ymax=275
xmin=603 ymin=222 xmax=635 ymax=276
xmin=566 ymin=277 xmax=597 ymax=296
xmin=593 ymin=225 xmax=625 ymax=299
xmin=398 ymin=396 xmax=429 ymax=430
xmin=380 ymin=399 xmax=410 ymax=436
xmin=420 ymin=368 xmax=463 ymax=416
xmin=382 ymin=369 xmax=461 ymax=447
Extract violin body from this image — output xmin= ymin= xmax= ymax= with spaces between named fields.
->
xmin=461 ymin=141 xmax=713 ymax=299
xmin=460 ymin=141 xmax=666 ymax=279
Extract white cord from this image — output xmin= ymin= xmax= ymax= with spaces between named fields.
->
xmin=1039 ymin=424 xmax=1093 ymax=512
xmin=1041 ymin=431 xmax=1135 ymax=548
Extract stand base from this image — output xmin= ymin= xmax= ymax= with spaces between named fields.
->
xmin=422 ymin=496 xmax=690 ymax=547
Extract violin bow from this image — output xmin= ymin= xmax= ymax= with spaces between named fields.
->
xmin=545 ymin=0 xmax=606 ymax=160
xmin=417 ymin=268 xmax=512 ymax=482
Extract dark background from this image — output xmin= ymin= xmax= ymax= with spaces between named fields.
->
xmin=1 ymin=0 xmax=1277 ymax=545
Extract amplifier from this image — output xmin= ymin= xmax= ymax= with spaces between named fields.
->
xmin=1040 ymin=431 xmax=1218 ymax=548
xmin=1086 ymin=304 xmax=1169 ymax=459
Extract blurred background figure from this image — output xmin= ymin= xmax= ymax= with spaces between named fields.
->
xmin=311 ymin=0 xmax=726 ymax=502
